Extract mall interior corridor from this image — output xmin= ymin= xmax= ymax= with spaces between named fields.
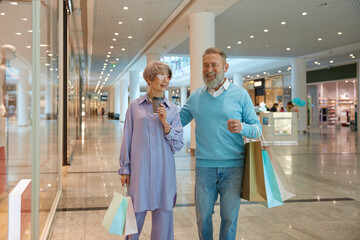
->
xmin=47 ymin=116 xmax=360 ymax=240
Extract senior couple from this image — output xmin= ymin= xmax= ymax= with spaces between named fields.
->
xmin=118 ymin=47 xmax=262 ymax=240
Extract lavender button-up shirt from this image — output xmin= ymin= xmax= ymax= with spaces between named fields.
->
xmin=118 ymin=94 xmax=184 ymax=212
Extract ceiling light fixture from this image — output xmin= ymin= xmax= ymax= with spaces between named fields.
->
xmin=116 ymin=58 xmax=119 ymax=61
xmin=110 ymin=46 xmax=114 ymax=49
xmin=27 ymin=30 xmax=32 ymax=33
xmin=317 ymin=38 xmax=322 ymax=41
xmin=249 ymin=35 xmax=254 ymax=38
xmin=10 ymin=2 xmax=18 ymax=5
xmin=107 ymin=55 xmax=110 ymax=58
xmin=26 ymin=45 xmax=31 ymax=48
xmin=114 ymin=32 xmax=119 ymax=36
xmin=21 ymin=18 xmax=28 ymax=21
xmin=337 ymin=32 xmax=342 ymax=35
xmin=237 ymin=41 xmax=242 ymax=44
xmin=15 ymin=32 xmax=21 ymax=36
xmin=330 ymin=60 xmax=333 ymax=63
xmin=281 ymin=21 xmax=286 ymax=25
xmin=118 ymin=22 xmax=122 ymax=25
xmin=0 ymin=13 xmax=5 ymax=16
xmin=108 ymin=52 xmax=111 ymax=54
xmin=123 ymin=6 xmax=128 ymax=10
xmin=301 ymin=12 xmax=307 ymax=16
xmin=264 ymin=29 xmax=269 ymax=32
xmin=227 ymin=46 xmax=231 ymax=49
xmin=112 ymin=38 xmax=116 ymax=41
xmin=128 ymin=36 xmax=132 ymax=39
xmin=121 ymin=48 xmax=125 ymax=51
xmin=286 ymin=48 xmax=291 ymax=51
xmin=278 ymin=70 xmax=282 ymax=73
xmin=138 ymin=18 xmax=143 ymax=21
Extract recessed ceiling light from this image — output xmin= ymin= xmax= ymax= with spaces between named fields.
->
xmin=10 ymin=2 xmax=18 ymax=5
xmin=110 ymin=46 xmax=114 ymax=49
xmin=237 ymin=41 xmax=242 ymax=44
xmin=118 ymin=22 xmax=122 ymax=25
xmin=330 ymin=60 xmax=333 ymax=63
xmin=40 ymin=44 xmax=48 ymax=47
xmin=112 ymin=38 xmax=116 ymax=41
xmin=138 ymin=18 xmax=143 ymax=21
xmin=116 ymin=58 xmax=119 ymax=61
xmin=99 ymin=76 xmax=102 ymax=79
xmin=337 ymin=32 xmax=342 ymax=35
xmin=121 ymin=48 xmax=125 ymax=51
xmin=286 ymin=48 xmax=291 ymax=51
xmin=314 ymin=61 xmax=318 ymax=64
xmin=108 ymin=52 xmax=111 ymax=54
xmin=107 ymin=74 xmax=110 ymax=76
xmin=21 ymin=18 xmax=27 ymax=21
xmin=281 ymin=21 xmax=286 ymax=25
xmin=107 ymin=55 xmax=110 ymax=58
xmin=318 ymin=38 xmax=322 ymax=41
xmin=45 ymin=63 xmax=50 ymax=66
xmin=350 ymin=54 xmax=354 ymax=57
xmin=123 ymin=6 xmax=128 ymax=10
xmin=227 ymin=46 xmax=231 ymax=49
xmin=128 ymin=36 xmax=132 ymax=39
xmin=301 ymin=12 xmax=307 ymax=16
xmin=249 ymin=35 xmax=254 ymax=38
xmin=27 ymin=30 xmax=32 ymax=33
xmin=110 ymin=69 xmax=113 ymax=72
xmin=26 ymin=45 xmax=31 ymax=48
xmin=278 ymin=70 xmax=282 ymax=73
xmin=15 ymin=32 xmax=21 ymax=36
xmin=48 ymin=53 xmax=53 ymax=56
xmin=105 ymin=59 xmax=108 ymax=62
xmin=114 ymin=32 xmax=119 ymax=36
xmin=351 ymin=56 xmax=355 ymax=58
xmin=263 ymin=72 xmax=266 ymax=74
xmin=264 ymin=29 xmax=269 ymax=32
xmin=0 ymin=13 xmax=5 ymax=16
xmin=104 ymin=63 xmax=107 ymax=65
xmin=256 ymin=75 xmax=260 ymax=77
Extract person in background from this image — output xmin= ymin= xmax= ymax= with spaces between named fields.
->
xmin=270 ymin=103 xmax=278 ymax=112
xmin=179 ymin=47 xmax=262 ymax=240
xmin=119 ymin=61 xmax=184 ymax=240
xmin=280 ymin=107 xmax=285 ymax=112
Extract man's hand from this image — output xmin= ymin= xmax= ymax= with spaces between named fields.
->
xmin=227 ymin=119 xmax=242 ymax=133
xmin=121 ymin=174 xmax=130 ymax=186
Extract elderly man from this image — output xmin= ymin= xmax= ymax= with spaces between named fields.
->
xmin=180 ymin=47 xmax=262 ymax=240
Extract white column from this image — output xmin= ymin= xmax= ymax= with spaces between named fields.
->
xmin=189 ymin=12 xmax=215 ymax=149
xmin=45 ymin=81 xmax=56 ymax=119
xmin=291 ymin=58 xmax=307 ymax=132
xmin=233 ymin=73 xmax=244 ymax=87
xmin=164 ymin=90 xmax=169 ymax=99
xmin=130 ymin=71 xmax=140 ymax=102
xmin=114 ymin=81 xmax=121 ymax=119
xmin=146 ymin=54 xmax=160 ymax=64
xmin=180 ymin=86 xmax=187 ymax=107
xmin=120 ymin=79 xmax=129 ymax=122
xmin=17 ymin=69 xmax=30 ymax=126
xmin=109 ymin=87 xmax=114 ymax=115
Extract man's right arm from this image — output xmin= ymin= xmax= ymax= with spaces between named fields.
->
xmin=179 ymin=98 xmax=193 ymax=127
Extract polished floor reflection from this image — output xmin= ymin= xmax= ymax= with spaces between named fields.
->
xmin=48 ymin=117 xmax=360 ymax=240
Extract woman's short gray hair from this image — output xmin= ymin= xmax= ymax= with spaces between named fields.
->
xmin=143 ymin=61 xmax=172 ymax=84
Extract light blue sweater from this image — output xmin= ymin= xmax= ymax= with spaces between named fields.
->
xmin=180 ymin=84 xmax=262 ymax=167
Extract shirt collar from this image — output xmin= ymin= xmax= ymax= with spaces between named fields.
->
xmin=204 ymin=78 xmax=230 ymax=92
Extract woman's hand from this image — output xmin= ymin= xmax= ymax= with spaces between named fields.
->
xmin=157 ymin=104 xmax=168 ymax=125
xmin=121 ymin=174 xmax=130 ymax=186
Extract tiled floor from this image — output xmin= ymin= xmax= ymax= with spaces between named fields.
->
xmin=48 ymin=117 xmax=360 ymax=240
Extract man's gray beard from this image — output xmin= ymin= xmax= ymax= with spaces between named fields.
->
xmin=203 ymin=72 xmax=224 ymax=89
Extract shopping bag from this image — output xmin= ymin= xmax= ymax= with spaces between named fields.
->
xmin=123 ymin=195 xmax=138 ymax=235
xmin=102 ymin=189 xmax=138 ymax=236
xmin=266 ymin=147 xmax=296 ymax=201
xmin=261 ymin=149 xmax=283 ymax=208
xmin=102 ymin=192 xmax=128 ymax=235
xmin=241 ymin=140 xmax=267 ymax=202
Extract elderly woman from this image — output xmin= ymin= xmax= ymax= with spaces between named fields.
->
xmin=119 ymin=61 xmax=184 ymax=240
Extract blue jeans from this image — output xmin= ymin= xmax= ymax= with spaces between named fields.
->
xmin=195 ymin=167 xmax=244 ymax=240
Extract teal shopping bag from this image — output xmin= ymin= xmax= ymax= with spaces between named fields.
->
xmin=102 ymin=192 xmax=128 ymax=235
xmin=262 ymin=149 xmax=283 ymax=208
xmin=109 ymin=197 xmax=129 ymax=235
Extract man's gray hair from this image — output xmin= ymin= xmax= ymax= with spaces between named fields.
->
xmin=202 ymin=47 xmax=227 ymax=63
